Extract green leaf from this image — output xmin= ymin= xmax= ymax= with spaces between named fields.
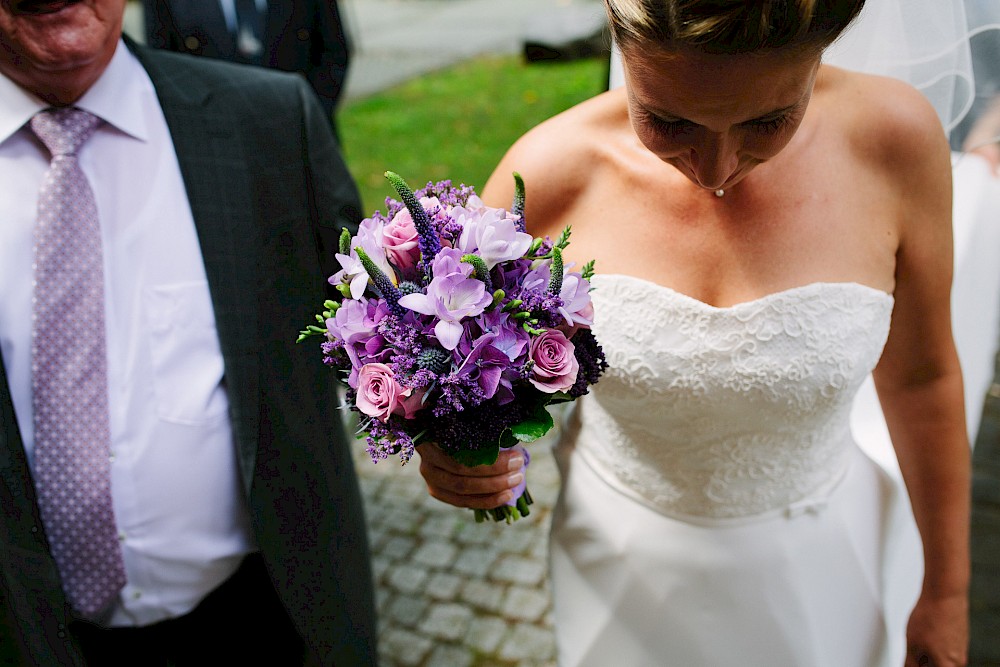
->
xmin=509 ymin=405 xmax=554 ymax=442
xmin=554 ymin=225 xmax=572 ymax=250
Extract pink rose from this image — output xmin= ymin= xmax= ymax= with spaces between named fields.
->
xmin=356 ymin=363 xmax=411 ymax=422
xmin=528 ymin=329 xmax=579 ymax=393
xmin=383 ymin=209 xmax=421 ymax=270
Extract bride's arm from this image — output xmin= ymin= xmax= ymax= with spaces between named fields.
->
xmin=870 ymin=85 xmax=970 ymax=667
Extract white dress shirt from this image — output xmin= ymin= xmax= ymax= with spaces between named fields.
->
xmin=218 ymin=0 xmax=268 ymax=34
xmin=0 ymin=41 xmax=254 ymax=626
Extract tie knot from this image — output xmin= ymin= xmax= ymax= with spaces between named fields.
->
xmin=30 ymin=107 xmax=103 ymax=158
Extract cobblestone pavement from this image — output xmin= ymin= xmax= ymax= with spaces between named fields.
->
xmin=353 ymin=431 xmax=561 ymax=667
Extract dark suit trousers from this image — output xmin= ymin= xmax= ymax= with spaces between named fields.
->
xmin=68 ymin=553 xmax=305 ymax=666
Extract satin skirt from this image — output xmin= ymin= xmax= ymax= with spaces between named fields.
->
xmin=549 ymin=438 xmax=920 ymax=667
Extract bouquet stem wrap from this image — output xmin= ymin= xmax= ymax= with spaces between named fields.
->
xmin=474 ymin=445 xmax=532 ymax=524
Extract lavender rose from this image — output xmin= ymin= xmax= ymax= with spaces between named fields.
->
xmin=528 ymin=329 xmax=579 ymax=393
xmin=356 ymin=363 xmax=412 ymax=422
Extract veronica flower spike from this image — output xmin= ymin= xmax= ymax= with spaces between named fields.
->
xmin=512 ymin=172 xmax=526 ymax=232
xmin=356 ymin=247 xmax=406 ymax=317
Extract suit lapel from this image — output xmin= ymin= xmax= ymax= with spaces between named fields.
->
xmin=130 ymin=44 xmax=260 ymax=495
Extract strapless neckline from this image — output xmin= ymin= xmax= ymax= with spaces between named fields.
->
xmin=592 ymin=274 xmax=893 ymax=312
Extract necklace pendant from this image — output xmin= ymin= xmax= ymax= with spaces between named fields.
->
xmin=714 ymin=189 xmax=725 ymax=197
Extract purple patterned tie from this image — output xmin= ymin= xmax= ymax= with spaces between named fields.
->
xmin=30 ymin=107 xmax=126 ymax=617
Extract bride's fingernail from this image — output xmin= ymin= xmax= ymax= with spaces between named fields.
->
xmin=508 ymin=456 xmax=524 ymax=472
xmin=507 ymin=472 xmax=524 ymax=488
xmin=498 ymin=491 xmax=514 ymax=504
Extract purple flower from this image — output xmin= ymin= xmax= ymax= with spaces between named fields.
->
xmin=331 ymin=218 xmax=397 ymax=299
xmin=453 ymin=332 xmax=511 ymax=401
xmin=455 ymin=201 xmax=533 ymax=270
xmin=327 ymin=298 xmax=394 ymax=386
xmin=460 ymin=310 xmax=531 ymax=404
xmin=398 ymin=248 xmax=492 ymax=350
xmin=528 ymin=329 xmax=579 ymax=393
xmin=327 ymin=298 xmax=374 ymax=374
xmin=557 ymin=271 xmax=595 ymax=328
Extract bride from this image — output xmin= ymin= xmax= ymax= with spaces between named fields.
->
xmin=417 ymin=1 xmax=987 ymax=664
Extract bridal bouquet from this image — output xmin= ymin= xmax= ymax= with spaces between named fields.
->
xmin=299 ymin=172 xmax=607 ymax=522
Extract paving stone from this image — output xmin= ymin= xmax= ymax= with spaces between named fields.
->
xmin=490 ymin=555 xmax=547 ymax=586
xmin=375 ymin=587 xmax=392 ymax=614
xmin=454 ymin=522 xmax=498 ymax=546
xmin=380 ymin=627 xmax=434 ymax=667
xmin=424 ymin=571 xmax=464 ymax=601
xmin=464 ymin=616 xmax=510 ymax=654
xmin=452 ymin=546 xmax=499 ymax=577
xmin=495 ymin=526 xmax=536 ymax=555
xmin=425 ymin=644 xmax=475 ymax=667
xmin=419 ymin=513 xmax=464 ymax=540
xmin=371 ymin=554 xmax=392 ymax=580
xmin=413 ymin=540 xmax=460 ymax=569
xmin=387 ymin=562 xmax=430 ymax=595
xmin=383 ymin=507 xmax=422 ymax=534
xmin=418 ymin=602 xmax=474 ymax=641
xmin=497 ymin=622 xmax=557 ymax=662
xmin=501 ymin=586 xmax=551 ymax=623
xmin=459 ymin=578 xmax=505 ymax=613
xmin=381 ymin=535 xmax=417 ymax=561
xmin=387 ymin=593 xmax=431 ymax=628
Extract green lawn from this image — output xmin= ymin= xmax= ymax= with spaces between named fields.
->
xmin=338 ymin=54 xmax=608 ymax=216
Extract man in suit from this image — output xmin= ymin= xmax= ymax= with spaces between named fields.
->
xmin=143 ymin=0 xmax=351 ymax=125
xmin=0 ymin=0 xmax=375 ymax=664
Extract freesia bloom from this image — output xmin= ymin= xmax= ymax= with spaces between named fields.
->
xmin=558 ymin=271 xmax=595 ymax=328
xmin=455 ymin=204 xmax=532 ymax=269
xmin=356 ymin=363 xmax=412 ymax=422
xmin=528 ymin=329 xmax=579 ymax=393
xmin=398 ymin=248 xmax=492 ymax=350
xmin=331 ymin=218 xmax=398 ymax=299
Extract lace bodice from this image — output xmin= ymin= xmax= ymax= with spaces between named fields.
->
xmin=571 ymin=275 xmax=894 ymax=521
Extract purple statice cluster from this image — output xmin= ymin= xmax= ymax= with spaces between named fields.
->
xmin=299 ymin=172 xmax=607 ymax=521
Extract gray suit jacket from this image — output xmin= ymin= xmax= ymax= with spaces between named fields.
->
xmin=0 ymin=43 xmax=375 ymax=666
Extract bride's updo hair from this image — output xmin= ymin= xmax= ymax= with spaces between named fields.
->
xmin=605 ymin=0 xmax=866 ymax=54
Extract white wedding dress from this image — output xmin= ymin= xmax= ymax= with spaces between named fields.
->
xmin=550 ymin=276 xmax=916 ymax=667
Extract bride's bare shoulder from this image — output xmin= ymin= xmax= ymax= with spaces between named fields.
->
xmin=482 ymin=89 xmax=629 ymax=234
xmin=817 ymin=65 xmax=949 ymax=170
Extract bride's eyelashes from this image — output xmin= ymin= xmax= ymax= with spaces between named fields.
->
xmin=642 ymin=110 xmax=795 ymax=136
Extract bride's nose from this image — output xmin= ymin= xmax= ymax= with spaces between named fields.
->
xmin=688 ymin=133 xmax=739 ymax=190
